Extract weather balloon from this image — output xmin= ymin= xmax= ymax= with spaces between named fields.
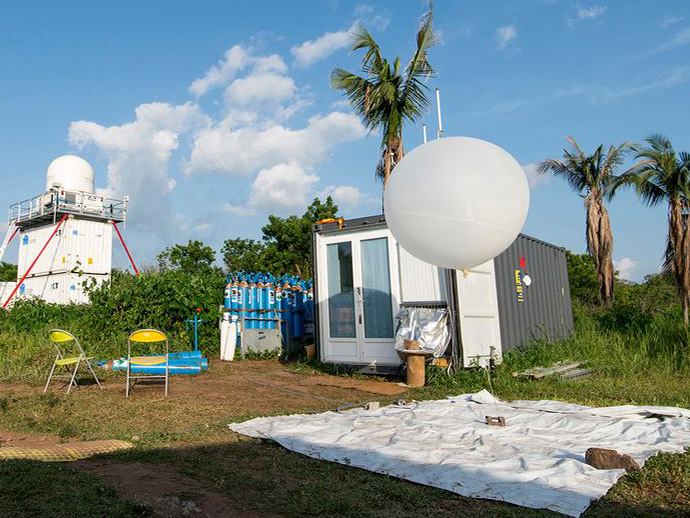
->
xmin=384 ymin=137 xmax=529 ymax=270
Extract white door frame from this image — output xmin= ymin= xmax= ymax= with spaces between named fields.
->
xmin=316 ymin=228 xmax=401 ymax=366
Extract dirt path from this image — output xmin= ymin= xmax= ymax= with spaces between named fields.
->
xmin=78 ymin=460 xmax=280 ymax=518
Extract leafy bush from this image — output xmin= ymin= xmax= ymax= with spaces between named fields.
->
xmin=0 ymin=267 xmax=225 ymax=383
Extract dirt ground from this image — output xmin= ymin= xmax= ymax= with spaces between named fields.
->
xmin=78 ymin=460 xmax=280 ymax=518
xmin=0 ymin=359 xmax=410 ymax=517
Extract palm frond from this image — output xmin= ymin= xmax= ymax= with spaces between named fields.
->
xmin=538 ymin=158 xmax=588 ymax=193
xmin=606 ymin=170 xmax=638 ymax=199
xmin=350 ymin=24 xmax=384 ymax=75
xmin=399 ymin=7 xmax=436 ymax=116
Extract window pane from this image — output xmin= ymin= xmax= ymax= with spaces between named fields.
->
xmin=327 ymin=242 xmax=355 ymax=338
xmin=361 ymin=238 xmax=394 ymax=338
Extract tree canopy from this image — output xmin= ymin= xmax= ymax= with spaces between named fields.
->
xmin=221 ymin=196 xmax=338 ymax=278
xmin=157 ymin=240 xmax=218 ymax=276
xmin=331 ymin=7 xmax=436 ymax=185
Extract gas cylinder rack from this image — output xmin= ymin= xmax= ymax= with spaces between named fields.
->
xmin=223 ymin=272 xmax=314 ymax=356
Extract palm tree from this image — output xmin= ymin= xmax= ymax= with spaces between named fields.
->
xmin=609 ymin=135 xmax=690 ymax=325
xmin=539 ymin=137 xmax=631 ymax=306
xmin=331 ymin=8 xmax=436 ymax=186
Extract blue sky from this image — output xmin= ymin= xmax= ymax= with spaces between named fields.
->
xmin=0 ymin=1 xmax=688 ymax=281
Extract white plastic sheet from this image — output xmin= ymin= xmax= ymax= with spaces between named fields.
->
xmin=229 ymin=390 xmax=690 ymax=517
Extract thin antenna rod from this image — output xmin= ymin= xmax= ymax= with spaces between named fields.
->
xmin=436 ymin=88 xmax=443 ymax=138
xmin=422 ymin=124 xmax=428 ymax=144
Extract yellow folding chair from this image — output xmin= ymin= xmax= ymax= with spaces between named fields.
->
xmin=44 ymin=330 xmax=102 ymax=394
xmin=126 ymin=329 xmax=169 ymax=397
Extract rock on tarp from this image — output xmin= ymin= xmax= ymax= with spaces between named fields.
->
xmin=229 ymin=390 xmax=690 ymax=517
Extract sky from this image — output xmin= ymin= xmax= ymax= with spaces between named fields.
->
xmin=0 ymin=0 xmax=688 ymax=282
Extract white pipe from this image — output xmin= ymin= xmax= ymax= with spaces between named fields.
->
xmin=436 ymin=88 xmax=443 ymax=138
xmin=422 ymin=124 xmax=428 ymax=144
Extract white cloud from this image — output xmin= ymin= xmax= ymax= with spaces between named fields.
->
xmin=656 ymin=27 xmax=690 ymax=53
xmin=248 ymin=164 xmax=319 ymax=213
xmin=521 ymin=163 xmax=550 ymax=189
xmin=577 ymin=5 xmax=606 ymax=20
xmin=556 ymin=66 xmax=690 ymax=104
xmin=185 ymin=111 xmax=365 ymax=176
xmin=291 ymin=25 xmax=356 ymax=67
xmin=614 ymin=257 xmax=638 ymax=282
xmin=319 ymin=185 xmax=363 ymax=208
xmin=568 ymin=5 xmax=606 ymax=27
xmin=331 ymin=99 xmax=351 ymax=109
xmin=193 ymin=222 xmax=211 ymax=232
xmin=354 ymin=5 xmax=391 ymax=31
xmin=68 ymin=102 xmax=209 ymax=241
xmin=496 ymin=25 xmax=518 ymax=50
xmin=223 ymin=72 xmax=296 ymax=106
xmin=661 ymin=16 xmax=685 ymax=28
xmin=189 ymin=45 xmax=289 ymax=99
xmin=189 ymin=45 xmax=251 ymax=97
xmin=222 ymin=203 xmax=254 ymax=216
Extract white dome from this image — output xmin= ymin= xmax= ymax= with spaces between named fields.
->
xmin=384 ymin=137 xmax=530 ymax=270
xmin=46 ymin=155 xmax=95 ymax=193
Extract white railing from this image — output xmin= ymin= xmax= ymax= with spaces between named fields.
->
xmin=8 ymin=189 xmax=127 ymax=225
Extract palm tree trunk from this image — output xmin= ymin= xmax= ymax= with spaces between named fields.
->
xmin=669 ymin=200 xmax=690 ymax=326
xmin=382 ymin=145 xmax=392 ymax=186
xmin=585 ymin=193 xmax=615 ymax=306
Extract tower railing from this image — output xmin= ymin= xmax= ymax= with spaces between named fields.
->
xmin=8 ymin=189 xmax=127 ymax=227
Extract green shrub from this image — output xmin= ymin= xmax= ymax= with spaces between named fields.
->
xmin=0 ymin=268 xmax=225 ymax=383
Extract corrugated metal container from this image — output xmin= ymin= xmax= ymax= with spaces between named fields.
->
xmin=16 ymin=273 xmax=108 ymax=305
xmin=17 ymin=219 xmax=112 ymax=277
xmin=493 ymin=234 xmax=574 ymax=350
xmin=0 ymin=282 xmax=17 ymax=307
xmin=313 ymin=214 xmax=574 ymax=370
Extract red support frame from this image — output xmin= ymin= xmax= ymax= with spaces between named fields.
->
xmin=112 ymin=221 xmax=139 ymax=276
xmin=2 ymin=214 xmax=68 ymax=309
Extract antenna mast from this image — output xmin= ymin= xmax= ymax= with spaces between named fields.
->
xmin=436 ymin=88 xmax=443 ymax=138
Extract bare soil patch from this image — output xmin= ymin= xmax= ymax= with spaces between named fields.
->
xmin=298 ymin=375 xmax=407 ymax=396
xmin=79 ymin=460 xmax=279 ymax=518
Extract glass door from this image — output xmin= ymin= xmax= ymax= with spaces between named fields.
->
xmin=360 ymin=236 xmax=400 ymax=364
xmin=323 ymin=240 xmax=359 ymax=362
xmin=318 ymin=228 xmax=401 ymax=366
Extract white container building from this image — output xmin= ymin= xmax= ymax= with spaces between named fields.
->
xmin=312 ymin=215 xmax=573 ymax=373
xmin=1 ymin=155 xmax=129 ymax=307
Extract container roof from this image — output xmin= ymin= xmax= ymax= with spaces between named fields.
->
xmin=313 ymin=214 xmax=566 ymax=252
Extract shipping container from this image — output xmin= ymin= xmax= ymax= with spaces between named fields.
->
xmin=17 ymin=218 xmax=112 ymax=278
xmin=493 ymin=234 xmax=574 ymax=350
xmin=16 ymin=272 xmax=108 ymax=305
xmin=312 ymin=215 xmax=573 ymax=373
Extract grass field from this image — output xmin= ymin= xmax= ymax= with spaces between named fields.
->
xmin=0 ymin=342 xmax=689 ymax=517
xmin=1 ymin=301 xmax=690 ymax=517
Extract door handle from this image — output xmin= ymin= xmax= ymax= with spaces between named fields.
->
xmin=359 ymin=314 xmax=362 ymax=325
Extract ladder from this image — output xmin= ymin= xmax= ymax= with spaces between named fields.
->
xmin=0 ymin=222 xmax=18 ymax=266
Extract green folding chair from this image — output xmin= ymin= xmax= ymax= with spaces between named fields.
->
xmin=44 ymin=330 xmax=102 ymax=394
xmin=126 ymin=329 xmax=169 ymax=397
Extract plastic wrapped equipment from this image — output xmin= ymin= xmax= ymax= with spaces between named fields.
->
xmin=394 ymin=307 xmax=450 ymax=358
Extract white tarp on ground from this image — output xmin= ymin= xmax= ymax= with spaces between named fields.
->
xmin=229 ymin=390 xmax=690 ymax=517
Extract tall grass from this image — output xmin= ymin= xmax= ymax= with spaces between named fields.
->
xmin=507 ymin=307 xmax=690 ymax=375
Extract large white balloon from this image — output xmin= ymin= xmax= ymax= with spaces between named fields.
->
xmin=384 ymin=137 xmax=529 ymax=270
